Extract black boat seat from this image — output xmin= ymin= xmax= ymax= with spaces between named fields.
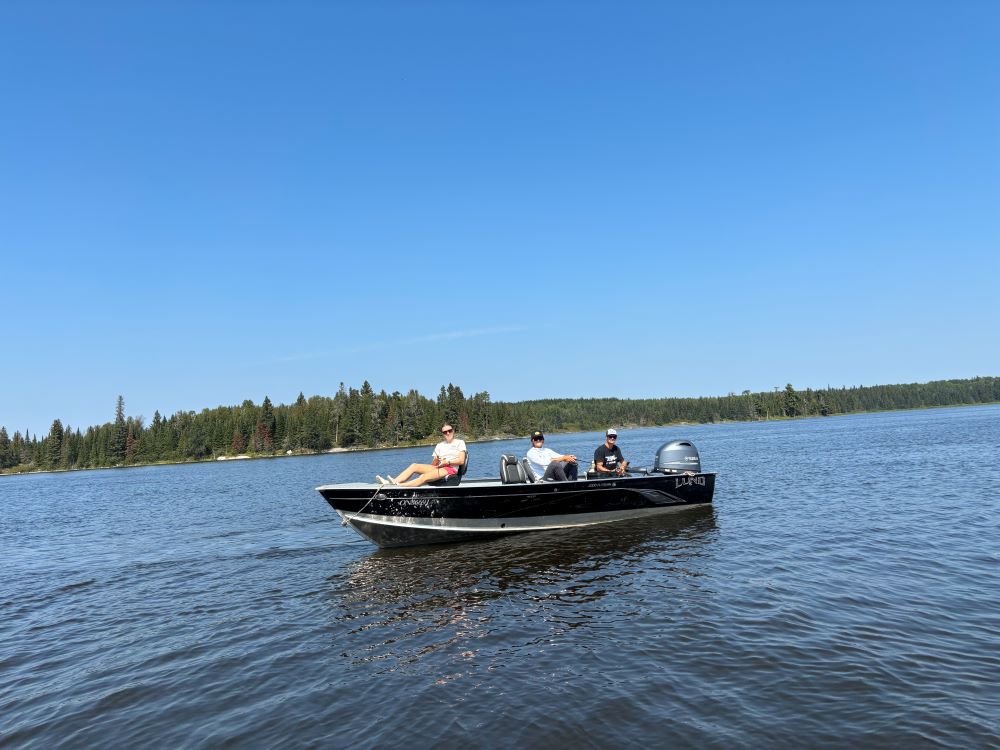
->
xmin=428 ymin=450 xmax=469 ymax=487
xmin=500 ymin=453 xmax=528 ymax=484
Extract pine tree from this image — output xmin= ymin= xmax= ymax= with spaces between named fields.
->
xmin=48 ymin=419 xmax=64 ymax=469
xmin=0 ymin=427 xmax=11 ymax=469
xmin=125 ymin=423 xmax=138 ymax=463
xmin=332 ymin=383 xmax=347 ymax=446
xmin=78 ymin=427 xmax=94 ymax=467
xmin=60 ymin=424 xmax=73 ymax=468
xmin=783 ymin=384 xmax=800 ymax=418
xmin=259 ymin=396 xmax=275 ymax=450
xmin=12 ymin=431 xmax=25 ymax=467
xmin=112 ymin=395 xmax=127 ymax=462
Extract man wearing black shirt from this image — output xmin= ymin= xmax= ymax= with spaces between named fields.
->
xmin=594 ymin=428 xmax=629 ymax=476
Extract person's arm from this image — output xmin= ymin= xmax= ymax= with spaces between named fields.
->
xmin=594 ymin=447 xmax=612 ymax=473
xmin=615 ymin=447 xmax=629 ymax=475
xmin=439 ymin=452 xmax=462 ymax=468
xmin=556 ymin=453 xmax=577 ymax=463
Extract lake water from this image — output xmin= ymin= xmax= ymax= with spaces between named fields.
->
xmin=2 ymin=406 xmax=999 ymax=748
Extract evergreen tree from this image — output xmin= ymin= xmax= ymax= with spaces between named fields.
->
xmin=254 ymin=396 xmax=275 ymax=451
xmin=60 ymin=424 xmax=74 ymax=468
xmin=0 ymin=427 xmax=11 ymax=469
xmin=783 ymin=384 xmax=800 ymax=418
xmin=12 ymin=431 xmax=25 ymax=467
xmin=331 ymin=383 xmax=348 ymax=447
xmin=79 ymin=427 xmax=95 ymax=468
xmin=359 ymin=380 xmax=376 ymax=446
xmin=112 ymin=395 xmax=127 ymax=462
xmin=261 ymin=396 xmax=275 ymax=437
xmin=442 ymin=383 xmax=465 ymax=427
xmin=125 ymin=423 xmax=138 ymax=463
xmin=48 ymin=419 xmax=64 ymax=469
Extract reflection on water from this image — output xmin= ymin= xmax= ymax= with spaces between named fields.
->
xmin=328 ymin=508 xmax=718 ymax=671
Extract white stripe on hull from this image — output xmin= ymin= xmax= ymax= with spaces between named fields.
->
xmin=338 ymin=501 xmax=707 ymax=535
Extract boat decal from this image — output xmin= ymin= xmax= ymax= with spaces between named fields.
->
xmin=674 ymin=475 xmax=706 ymax=488
xmin=343 ymin=503 xmax=704 ymax=534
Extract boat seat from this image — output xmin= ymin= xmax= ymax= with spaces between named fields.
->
xmin=428 ymin=450 xmax=469 ymax=487
xmin=500 ymin=453 xmax=528 ymax=484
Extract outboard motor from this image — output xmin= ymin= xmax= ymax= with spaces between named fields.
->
xmin=652 ymin=440 xmax=701 ymax=474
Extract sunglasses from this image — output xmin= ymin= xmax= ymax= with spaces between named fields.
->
xmin=607 ymin=435 xmax=617 ymax=440
xmin=532 ymin=437 xmax=544 ymax=441
xmin=442 ymin=428 xmax=454 ymax=434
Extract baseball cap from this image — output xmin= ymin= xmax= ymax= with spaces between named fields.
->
xmin=606 ymin=428 xmax=618 ymax=437
xmin=530 ymin=430 xmax=544 ymax=440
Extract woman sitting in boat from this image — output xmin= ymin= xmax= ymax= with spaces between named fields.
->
xmin=377 ymin=423 xmax=467 ymax=487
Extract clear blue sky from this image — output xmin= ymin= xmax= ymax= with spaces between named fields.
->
xmin=2 ymin=1 xmax=998 ymax=435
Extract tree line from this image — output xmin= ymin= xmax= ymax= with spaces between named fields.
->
xmin=1 ymin=376 xmax=998 ymax=474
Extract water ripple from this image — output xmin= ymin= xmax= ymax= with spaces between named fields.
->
xmin=1 ymin=407 xmax=999 ymax=747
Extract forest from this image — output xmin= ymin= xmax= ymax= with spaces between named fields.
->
xmin=1 ymin=376 xmax=998 ymax=474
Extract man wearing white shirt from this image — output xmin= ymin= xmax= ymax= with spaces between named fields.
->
xmin=525 ymin=430 xmax=578 ymax=482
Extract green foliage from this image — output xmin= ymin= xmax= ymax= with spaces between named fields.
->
xmin=47 ymin=419 xmax=64 ymax=469
xmin=783 ymin=384 xmax=800 ymax=417
xmin=0 ymin=427 xmax=12 ymax=469
xmin=112 ymin=395 xmax=127 ymax=463
xmin=2 ymin=376 xmax=999 ymax=474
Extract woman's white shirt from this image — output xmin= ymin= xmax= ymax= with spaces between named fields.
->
xmin=434 ymin=438 xmax=467 ymax=464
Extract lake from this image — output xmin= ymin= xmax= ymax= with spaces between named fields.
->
xmin=2 ymin=405 xmax=998 ymax=748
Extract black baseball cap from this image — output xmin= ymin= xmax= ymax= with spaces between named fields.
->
xmin=530 ymin=430 xmax=544 ymax=440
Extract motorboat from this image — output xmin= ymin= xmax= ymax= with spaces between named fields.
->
xmin=317 ymin=439 xmax=716 ymax=548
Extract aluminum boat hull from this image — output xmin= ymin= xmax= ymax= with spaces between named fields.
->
xmin=317 ymin=472 xmax=716 ymax=548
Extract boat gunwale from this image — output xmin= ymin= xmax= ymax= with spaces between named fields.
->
xmin=316 ymin=470 xmax=717 ymax=492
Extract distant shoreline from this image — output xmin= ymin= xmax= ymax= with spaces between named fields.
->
xmin=0 ymin=432 xmax=518 ymax=477
xmin=3 ymin=401 xmax=996 ymax=478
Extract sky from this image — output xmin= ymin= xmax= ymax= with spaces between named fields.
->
xmin=2 ymin=1 xmax=999 ymax=435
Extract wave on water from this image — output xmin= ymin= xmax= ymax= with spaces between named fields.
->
xmin=2 ymin=406 xmax=999 ymax=747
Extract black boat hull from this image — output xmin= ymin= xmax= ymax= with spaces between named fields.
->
xmin=317 ymin=472 xmax=716 ymax=548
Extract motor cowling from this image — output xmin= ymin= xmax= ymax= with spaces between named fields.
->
xmin=653 ymin=440 xmax=701 ymax=473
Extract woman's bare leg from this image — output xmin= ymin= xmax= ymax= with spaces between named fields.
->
xmin=399 ymin=467 xmax=447 ymax=487
xmin=392 ymin=462 xmax=436 ymax=484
